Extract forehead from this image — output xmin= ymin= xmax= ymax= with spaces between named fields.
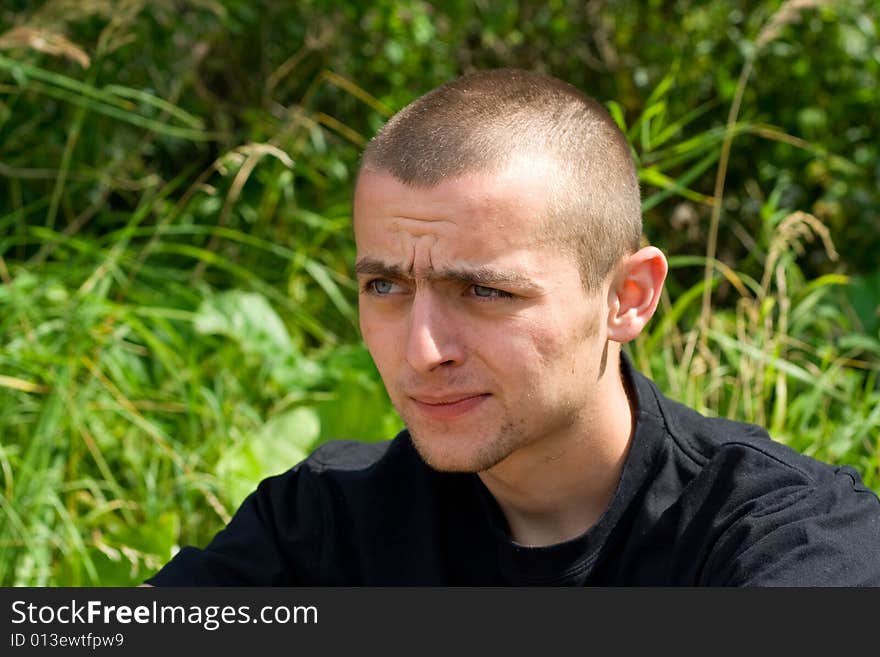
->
xmin=353 ymin=158 xmax=556 ymax=247
xmin=352 ymin=164 xmax=587 ymax=292
xmin=352 ymin=156 xmax=589 ymax=296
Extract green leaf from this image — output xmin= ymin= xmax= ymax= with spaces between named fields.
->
xmin=194 ymin=290 xmax=293 ymax=357
xmin=217 ymin=407 xmax=321 ymax=509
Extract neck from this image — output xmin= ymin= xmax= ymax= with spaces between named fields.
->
xmin=477 ymin=349 xmax=635 ymax=547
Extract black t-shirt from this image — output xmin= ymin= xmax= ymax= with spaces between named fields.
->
xmin=146 ymin=356 xmax=880 ymax=586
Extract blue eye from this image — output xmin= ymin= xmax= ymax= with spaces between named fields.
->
xmin=370 ymin=279 xmax=394 ymax=294
xmin=473 ymin=285 xmax=511 ymax=299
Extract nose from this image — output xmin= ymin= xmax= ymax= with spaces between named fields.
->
xmin=405 ymin=291 xmax=464 ymax=373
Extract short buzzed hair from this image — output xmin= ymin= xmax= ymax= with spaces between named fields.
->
xmin=359 ymin=68 xmax=642 ymax=291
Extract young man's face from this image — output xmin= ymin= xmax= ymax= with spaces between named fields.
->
xmin=353 ymin=159 xmax=614 ymax=473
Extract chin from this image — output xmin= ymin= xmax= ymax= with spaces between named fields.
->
xmin=407 ymin=423 xmax=520 ymax=473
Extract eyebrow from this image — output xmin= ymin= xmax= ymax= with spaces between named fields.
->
xmin=355 ymin=257 xmax=542 ymax=292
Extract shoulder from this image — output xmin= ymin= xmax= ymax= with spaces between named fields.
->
xmin=305 ymin=437 xmax=395 ymax=471
xmin=253 ymin=429 xmax=429 ymax=501
xmin=647 ymin=371 xmax=878 ymax=504
xmin=637 ymin=369 xmax=843 ymax=488
xmin=298 ymin=430 xmax=422 ymax=476
xmin=629 ymin=369 xmax=880 ymax=585
xmin=245 ymin=431 xmax=417 ymax=499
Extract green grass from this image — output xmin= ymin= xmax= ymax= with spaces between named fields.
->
xmin=0 ymin=228 xmax=400 ymax=585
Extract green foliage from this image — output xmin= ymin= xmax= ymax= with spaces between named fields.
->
xmin=0 ymin=0 xmax=877 ymax=585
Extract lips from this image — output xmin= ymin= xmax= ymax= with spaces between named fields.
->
xmin=411 ymin=393 xmax=486 ymax=405
xmin=408 ymin=392 xmax=490 ymax=420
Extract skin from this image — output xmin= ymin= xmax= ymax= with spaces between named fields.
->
xmin=353 ymin=156 xmax=667 ymax=546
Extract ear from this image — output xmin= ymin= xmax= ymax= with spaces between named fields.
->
xmin=606 ymin=246 xmax=667 ymax=343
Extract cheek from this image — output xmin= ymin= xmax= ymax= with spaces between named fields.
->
xmin=523 ymin=309 xmax=603 ymax=376
xmin=521 ymin=314 xmax=569 ymax=366
xmin=473 ymin=317 xmax=567 ymax=393
xmin=359 ymin=308 xmax=398 ymax=370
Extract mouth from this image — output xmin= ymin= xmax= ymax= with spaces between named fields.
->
xmin=409 ymin=393 xmax=491 ymax=421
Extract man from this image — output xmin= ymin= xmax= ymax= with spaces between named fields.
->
xmin=146 ymin=69 xmax=880 ymax=586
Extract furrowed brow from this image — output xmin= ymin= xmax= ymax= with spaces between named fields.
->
xmin=441 ymin=266 xmax=540 ymax=291
xmin=355 ymin=258 xmax=406 ymax=279
xmin=355 ymin=258 xmax=540 ymax=292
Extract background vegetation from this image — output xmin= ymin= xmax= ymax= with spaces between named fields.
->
xmin=0 ymin=0 xmax=877 ymax=585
